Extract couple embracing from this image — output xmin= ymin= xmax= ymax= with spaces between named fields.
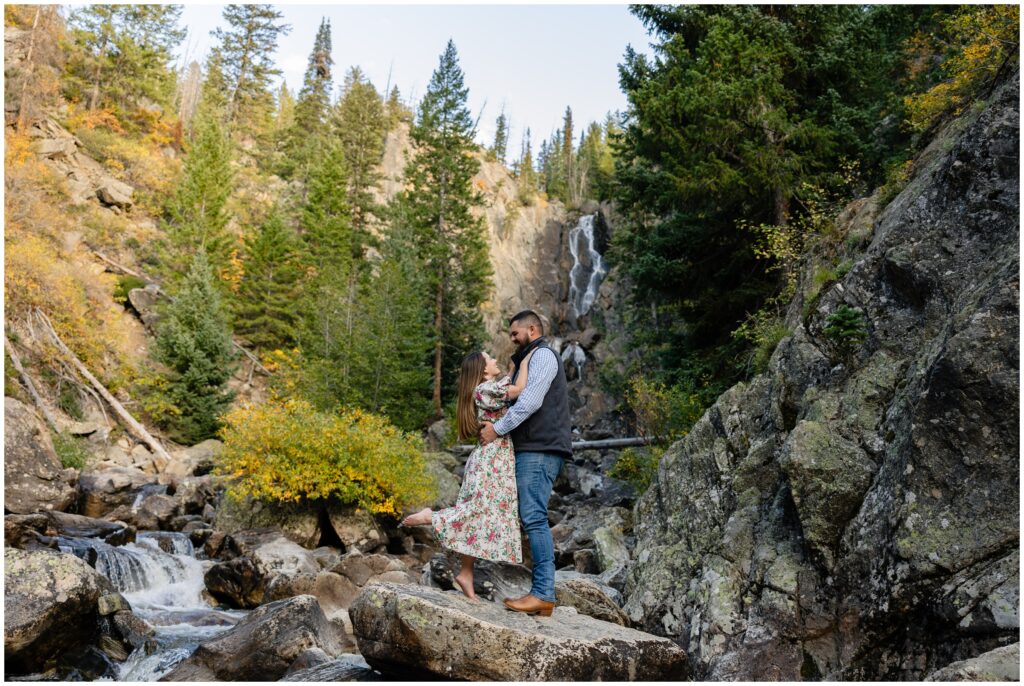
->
xmin=401 ymin=310 xmax=571 ymax=617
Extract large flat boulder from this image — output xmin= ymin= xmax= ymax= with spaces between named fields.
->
xmin=349 ymin=582 xmax=688 ymax=680
xmin=159 ymin=595 xmax=344 ymax=681
xmin=4 ymin=547 xmax=109 ymax=674
xmin=4 ymin=397 xmax=76 ymax=514
xmin=925 ymin=643 xmax=1019 ymax=681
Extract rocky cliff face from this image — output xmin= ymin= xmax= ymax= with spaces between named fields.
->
xmin=623 ymin=73 xmax=1019 ymax=679
xmin=377 ymin=126 xmax=624 ymax=435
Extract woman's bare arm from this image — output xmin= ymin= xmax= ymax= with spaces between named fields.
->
xmin=507 ymin=350 xmax=535 ymax=399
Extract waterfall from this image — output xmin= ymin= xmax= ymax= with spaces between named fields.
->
xmin=58 ymin=531 xmax=243 ymax=681
xmin=561 ymin=342 xmax=587 ymax=382
xmin=568 ymin=214 xmax=608 ymax=323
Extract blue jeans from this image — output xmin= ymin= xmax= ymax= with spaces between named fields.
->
xmin=515 ymin=451 xmax=564 ymax=603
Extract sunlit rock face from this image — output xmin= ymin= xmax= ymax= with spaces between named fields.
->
xmin=623 ymin=72 xmax=1019 ymax=680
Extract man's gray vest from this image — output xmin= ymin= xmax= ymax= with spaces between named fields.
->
xmin=509 ymin=337 xmax=573 ymax=459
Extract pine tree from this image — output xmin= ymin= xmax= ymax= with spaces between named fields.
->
xmin=490 ymin=109 xmax=509 ymax=164
xmin=155 ymin=250 xmax=238 ymax=444
xmin=66 ymin=4 xmax=185 ymax=114
xmin=516 ymin=127 xmax=537 ymax=203
xmin=162 ymin=109 xmax=235 ymax=287
xmin=301 ymin=142 xmax=354 ymax=272
xmin=562 ymin=106 xmax=576 ymax=204
xmin=233 ymin=209 xmax=303 ymax=351
xmin=195 ymin=47 xmax=230 ymax=126
xmin=385 ymin=84 xmax=412 ymax=126
xmin=332 ymin=66 xmax=387 ymax=235
xmin=213 ymin=4 xmax=291 ymax=145
xmin=400 ymin=40 xmax=492 ymax=417
xmin=281 ymin=18 xmax=333 ymax=180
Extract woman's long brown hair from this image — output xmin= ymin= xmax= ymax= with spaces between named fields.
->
xmin=456 ymin=352 xmax=487 ymax=442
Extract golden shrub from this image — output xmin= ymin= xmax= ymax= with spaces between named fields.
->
xmin=215 ymin=397 xmax=435 ymax=516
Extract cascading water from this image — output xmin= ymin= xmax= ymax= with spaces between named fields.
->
xmin=561 ymin=342 xmax=587 ymax=382
xmin=58 ymin=531 xmax=244 ymax=681
xmin=567 ymin=214 xmax=609 ymax=324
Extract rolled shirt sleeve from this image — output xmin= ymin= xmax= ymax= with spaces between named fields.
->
xmin=492 ymin=348 xmax=559 ymax=436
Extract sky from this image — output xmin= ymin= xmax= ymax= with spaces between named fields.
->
xmin=169 ymin=4 xmax=656 ymax=154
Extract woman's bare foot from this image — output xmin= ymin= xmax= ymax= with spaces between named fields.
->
xmin=400 ymin=508 xmax=433 ymax=527
xmin=454 ymin=570 xmax=478 ymax=601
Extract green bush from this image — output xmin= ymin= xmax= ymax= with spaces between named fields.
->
xmin=216 ymin=397 xmax=435 ymax=516
xmin=58 ymin=385 xmax=84 ymax=420
xmin=625 ymin=376 xmax=707 ymax=444
xmin=608 ymin=446 xmax=664 ymax=493
xmin=824 ymin=304 xmax=868 ymax=353
xmin=113 ymin=275 xmax=147 ymax=304
xmin=52 ymin=430 xmax=90 ymax=469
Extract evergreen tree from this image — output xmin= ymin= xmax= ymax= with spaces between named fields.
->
xmin=385 ymin=84 xmax=411 ymax=126
xmin=300 ymin=142 xmax=355 ymax=271
xmin=613 ymin=4 xmax=936 ymax=387
xmin=516 ymin=127 xmax=537 ymax=202
xmin=400 ymin=40 xmax=492 ymax=417
xmin=212 ymin=4 xmax=291 ymax=145
xmin=490 ymin=109 xmax=509 ymax=164
xmin=162 ymin=109 xmax=235 ymax=287
xmin=196 ymin=47 xmax=229 ymax=125
xmin=233 ymin=209 xmax=303 ymax=351
xmin=66 ymin=4 xmax=185 ymax=114
xmin=562 ymin=106 xmax=576 ymax=204
xmin=332 ymin=67 xmax=387 ymax=235
xmin=281 ymin=18 xmax=333 ymax=180
xmin=155 ymin=250 xmax=238 ymax=444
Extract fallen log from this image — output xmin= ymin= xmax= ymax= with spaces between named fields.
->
xmin=4 ymin=333 xmax=60 ymax=432
xmin=33 ymin=308 xmax=172 ymax=472
xmin=450 ymin=435 xmax=653 ymax=456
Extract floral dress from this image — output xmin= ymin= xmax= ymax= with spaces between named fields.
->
xmin=431 ymin=376 xmax=523 ymax=563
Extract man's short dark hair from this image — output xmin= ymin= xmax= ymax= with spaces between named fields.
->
xmin=509 ymin=309 xmax=544 ymax=335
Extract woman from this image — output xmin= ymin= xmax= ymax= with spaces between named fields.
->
xmin=400 ymin=349 xmax=533 ymax=600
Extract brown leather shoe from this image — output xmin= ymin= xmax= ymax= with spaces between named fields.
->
xmin=503 ymin=594 xmax=555 ymax=617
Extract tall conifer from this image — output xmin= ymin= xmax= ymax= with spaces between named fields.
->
xmin=400 ymin=40 xmax=492 ymax=417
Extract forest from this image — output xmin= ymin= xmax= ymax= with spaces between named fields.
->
xmin=4 ymin=4 xmax=1018 ymax=512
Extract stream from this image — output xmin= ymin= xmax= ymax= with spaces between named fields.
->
xmin=58 ymin=532 xmax=246 ymax=681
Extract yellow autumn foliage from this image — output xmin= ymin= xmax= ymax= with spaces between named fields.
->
xmin=905 ymin=5 xmax=1019 ymax=130
xmin=215 ymin=397 xmax=436 ymax=516
xmin=4 ymin=131 xmax=133 ymax=376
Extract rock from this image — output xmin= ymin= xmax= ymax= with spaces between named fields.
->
xmin=281 ymin=647 xmax=333 ymax=678
xmin=574 ymin=548 xmax=599 ymax=574
xmin=593 ymin=519 xmax=631 ymax=574
xmin=551 ymin=504 xmax=631 ymax=568
xmin=554 ymin=578 xmax=630 ymax=626
xmin=95 ymin=178 xmax=133 ymax=209
xmin=779 ymin=420 xmax=877 ymax=567
xmin=425 ymin=552 xmax=533 ymax=602
xmin=349 ymin=582 xmax=688 ymax=680
xmin=331 ymin=552 xmax=409 ymax=587
xmin=622 ymin=72 xmax=1020 ymax=680
xmin=205 ymin=556 xmax=266 ymax=609
xmin=4 ymin=548 xmax=108 ymax=674
xmin=159 ymin=595 xmax=344 ymax=681
xmin=127 ymin=285 xmax=162 ymax=330
xmin=326 ymin=506 xmax=386 ymax=553
xmin=44 ymin=510 xmax=135 ymax=543
xmin=174 ymin=475 xmax=220 ymax=515
xmin=425 ymin=419 xmax=449 ymax=451
xmin=77 ymin=467 xmax=156 ymax=518
xmin=281 ymin=654 xmax=378 ymax=681
xmin=134 ymin=493 xmax=179 ymax=530
xmin=4 ymin=514 xmax=58 ymax=551
xmin=165 ymin=439 xmax=221 ymax=478
xmin=112 ymin=610 xmax=155 ymax=651
xmin=97 ymin=592 xmax=131 ymax=615
xmin=421 ymin=452 xmax=461 ymax=508
xmin=4 ymin=397 xmax=77 ymax=513
xmin=213 ymin=493 xmax=322 ymax=549
xmin=925 ymin=643 xmax=1019 ymax=681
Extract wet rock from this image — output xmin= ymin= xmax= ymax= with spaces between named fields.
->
xmin=349 ymin=582 xmax=688 ymax=680
xmin=205 ymin=556 xmax=266 ymax=609
xmin=159 ymin=595 xmax=344 ymax=681
xmin=133 ymin=493 xmax=179 ymax=531
xmin=4 ymin=548 xmax=108 ymax=674
xmin=213 ymin=494 xmax=322 ymax=549
xmin=97 ymin=592 xmax=131 ymax=615
xmin=5 ymin=513 xmax=58 ymax=550
xmin=4 ymin=397 xmax=77 ymax=514
xmin=77 ymin=467 xmax=156 ymax=518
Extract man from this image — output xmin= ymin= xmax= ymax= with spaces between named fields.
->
xmin=480 ymin=309 xmax=572 ymax=617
